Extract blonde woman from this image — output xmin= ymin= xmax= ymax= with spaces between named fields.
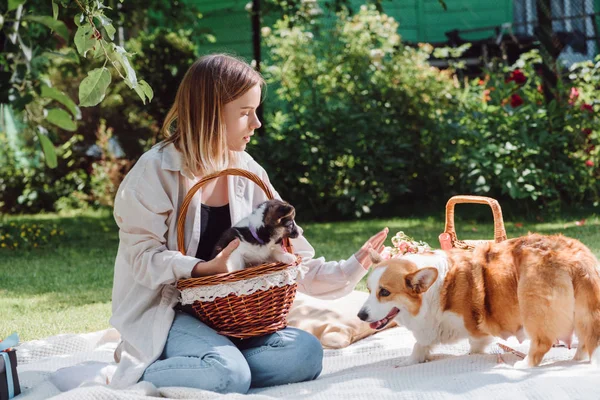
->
xmin=110 ymin=54 xmax=388 ymax=393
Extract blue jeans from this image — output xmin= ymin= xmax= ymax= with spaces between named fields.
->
xmin=140 ymin=311 xmax=323 ymax=393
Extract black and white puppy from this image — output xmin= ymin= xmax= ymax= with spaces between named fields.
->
xmin=211 ymin=199 xmax=300 ymax=272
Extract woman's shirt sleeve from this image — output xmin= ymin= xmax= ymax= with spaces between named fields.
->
xmin=113 ymin=162 xmax=199 ymax=290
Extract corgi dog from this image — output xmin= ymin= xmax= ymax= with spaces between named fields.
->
xmin=211 ymin=199 xmax=300 ymax=272
xmin=357 ymin=233 xmax=600 ymax=368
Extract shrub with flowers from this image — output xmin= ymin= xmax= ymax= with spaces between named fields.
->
xmin=381 ymin=231 xmax=432 ymax=260
xmin=448 ymin=50 xmax=599 ymax=210
xmin=0 ymin=221 xmax=65 ymax=250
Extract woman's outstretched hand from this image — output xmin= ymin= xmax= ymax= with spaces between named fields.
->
xmin=355 ymin=227 xmax=389 ymax=269
xmin=191 ymin=239 xmax=240 ymax=277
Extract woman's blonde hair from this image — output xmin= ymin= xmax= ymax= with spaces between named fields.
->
xmin=161 ymin=54 xmax=265 ymax=176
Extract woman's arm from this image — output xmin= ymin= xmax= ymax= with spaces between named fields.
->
xmin=253 ymin=163 xmax=388 ymax=299
xmin=114 ymin=185 xmax=200 ymax=289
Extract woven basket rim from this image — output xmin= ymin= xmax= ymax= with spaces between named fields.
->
xmin=177 ymin=257 xmax=300 ymax=289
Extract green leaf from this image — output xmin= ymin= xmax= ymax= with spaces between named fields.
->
xmin=0 ymin=15 xmax=4 ymax=31
xmin=133 ymin=85 xmax=146 ymax=104
xmin=41 ymin=85 xmax=81 ymax=119
xmin=79 ymin=67 xmax=111 ymax=107
xmin=74 ymin=24 xmax=97 ymax=57
xmin=96 ymin=1 xmax=111 ymax=10
xmin=74 ymin=13 xmax=85 ymax=27
xmin=43 ymin=47 xmax=80 ymax=64
xmin=8 ymin=0 xmax=26 ymax=12
xmin=23 ymin=16 xmax=69 ymax=42
xmin=37 ymin=132 xmax=58 ymax=168
xmin=104 ymin=23 xmax=116 ymax=40
xmin=138 ymin=80 xmax=153 ymax=102
xmin=46 ymin=108 xmax=77 ymax=131
xmin=2 ymin=104 xmax=18 ymax=142
xmin=111 ymin=45 xmax=137 ymax=88
xmin=52 ymin=0 xmax=59 ymax=19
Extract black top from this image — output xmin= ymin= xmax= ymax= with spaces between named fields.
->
xmin=195 ymin=203 xmax=231 ymax=261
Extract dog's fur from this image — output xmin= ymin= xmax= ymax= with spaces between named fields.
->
xmin=358 ymin=233 xmax=600 ymax=368
xmin=211 ymin=199 xmax=299 ymax=272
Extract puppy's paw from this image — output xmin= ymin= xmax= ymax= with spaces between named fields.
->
xmin=226 ymin=260 xmax=245 ymax=273
xmin=276 ymin=252 xmax=297 ymax=264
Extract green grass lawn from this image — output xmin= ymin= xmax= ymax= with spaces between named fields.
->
xmin=1 ymin=207 xmax=599 ymax=342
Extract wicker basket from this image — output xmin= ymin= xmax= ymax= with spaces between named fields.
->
xmin=176 ymin=168 xmax=299 ymax=339
xmin=438 ymin=195 xmax=508 ymax=251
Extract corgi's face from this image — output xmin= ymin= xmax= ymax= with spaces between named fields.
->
xmin=262 ymin=200 xmax=299 ymax=240
xmin=357 ymin=251 xmax=439 ymax=330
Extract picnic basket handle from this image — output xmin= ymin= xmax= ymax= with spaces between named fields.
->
xmin=176 ymin=168 xmax=293 ymax=256
xmin=442 ymin=195 xmax=507 ymax=249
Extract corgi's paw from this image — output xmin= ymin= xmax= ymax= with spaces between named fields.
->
xmin=469 ymin=336 xmax=493 ymax=354
xmin=572 ymin=345 xmax=588 ymax=362
xmin=396 ymin=358 xmax=422 ymax=368
xmin=513 ymin=358 xmax=532 ymax=369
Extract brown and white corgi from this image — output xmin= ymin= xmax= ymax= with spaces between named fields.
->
xmin=357 ymin=233 xmax=600 ymax=368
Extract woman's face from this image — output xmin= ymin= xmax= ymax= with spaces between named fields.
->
xmin=223 ymin=84 xmax=262 ymax=152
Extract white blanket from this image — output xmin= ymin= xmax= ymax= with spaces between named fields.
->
xmin=15 ymin=326 xmax=598 ymax=400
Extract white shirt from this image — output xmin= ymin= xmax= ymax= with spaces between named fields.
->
xmin=109 ymin=143 xmax=367 ymax=388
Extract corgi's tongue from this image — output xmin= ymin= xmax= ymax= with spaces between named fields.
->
xmin=369 ymin=307 xmax=400 ymax=330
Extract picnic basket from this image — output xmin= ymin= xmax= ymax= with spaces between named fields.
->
xmin=438 ymin=195 xmax=508 ymax=251
xmin=176 ymin=168 xmax=300 ymax=339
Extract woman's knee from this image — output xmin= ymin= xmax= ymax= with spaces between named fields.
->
xmin=244 ymin=328 xmax=324 ymax=387
xmin=290 ymin=329 xmax=324 ymax=380
xmin=142 ymin=350 xmax=251 ymax=393
xmin=202 ymin=352 xmax=252 ymax=393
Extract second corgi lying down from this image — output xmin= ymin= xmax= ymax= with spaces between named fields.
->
xmin=357 ymin=233 xmax=600 ymax=368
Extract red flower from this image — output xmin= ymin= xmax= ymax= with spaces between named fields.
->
xmin=506 ymin=69 xmax=527 ymax=85
xmin=581 ymin=103 xmax=594 ymax=113
xmin=582 ymin=128 xmax=593 ymax=136
xmin=585 ymin=160 xmax=594 ymax=167
xmin=585 ymin=145 xmax=596 ymax=154
xmin=569 ymin=87 xmax=579 ymax=105
xmin=510 ymin=94 xmax=524 ymax=108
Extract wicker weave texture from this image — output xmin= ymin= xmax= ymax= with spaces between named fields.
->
xmin=175 ymin=168 xmax=298 ymax=338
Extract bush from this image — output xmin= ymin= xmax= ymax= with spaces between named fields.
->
xmin=449 ymin=51 xmax=599 ymax=211
xmin=0 ymin=28 xmax=199 ymax=214
xmin=0 ymin=125 xmax=89 ymax=213
xmin=255 ymin=5 xmax=460 ymax=219
xmin=254 ymin=5 xmax=598 ymax=219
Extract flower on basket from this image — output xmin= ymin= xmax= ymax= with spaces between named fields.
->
xmin=381 ymin=231 xmax=432 ymax=260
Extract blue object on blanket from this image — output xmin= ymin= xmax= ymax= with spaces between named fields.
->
xmin=1 ymin=333 xmax=21 ymax=400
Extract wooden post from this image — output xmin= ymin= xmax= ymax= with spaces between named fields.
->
xmin=251 ymin=0 xmax=264 ymax=135
xmin=535 ymin=0 xmax=558 ymax=103
xmin=251 ymin=0 xmax=262 ymax=73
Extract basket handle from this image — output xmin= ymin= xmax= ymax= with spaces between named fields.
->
xmin=177 ymin=168 xmax=292 ymax=256
xmin=441 ymin=195 xmax=507 ymax=250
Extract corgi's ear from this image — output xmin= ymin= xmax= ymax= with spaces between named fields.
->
xmin=275 ymin=203 xmax=295 ymax=224
xmin=369 ymin=248 xmax=382 ymax=264
xmin=405 ymin=267 xmax=438 ymax=294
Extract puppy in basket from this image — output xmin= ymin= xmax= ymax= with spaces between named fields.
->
xmin=211 ymin=199 xmax=300 ymax=272
xmin=357 ymin=233 xmax=600 ymax=368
